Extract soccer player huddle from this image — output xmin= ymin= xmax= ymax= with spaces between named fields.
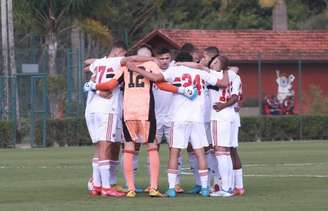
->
xmin=83 ymin=40 xmax=245 ymax=198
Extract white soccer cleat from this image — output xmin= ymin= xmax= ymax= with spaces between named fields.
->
xmin=210 ymin=190 xmax=234 ymax=198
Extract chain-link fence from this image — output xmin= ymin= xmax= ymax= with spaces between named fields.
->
xmin=0 ymin=50 xmax=327 ymax=147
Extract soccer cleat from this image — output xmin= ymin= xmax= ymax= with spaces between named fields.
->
xmin=111 ymin=184 xmax=129 ymax=193
xmin=165 ymin=188 xmax=177 ymax=198
xmin=210 ymin=184 xmax=220 ymax=193
xmin=149 ymin=188 xmax=163 ymax=197
xmin=135 ymin=185 xmax=144 ymax=193
xmin=199 ymin=187 xmax=210 ymax=197
xmin=143 ymin=186 xmax=150 ymax=193
xmin=188 ymin=185 xmax=202 ymax=194
xmin=101 ymin=188 xmax=126 ymax=197
xmin=210 ymin=190 xmax=234 ymax=198
xmin=89 ymin=186 xmax=102 ymax=196
xmin=233 ymin=187 xmax=246 ymax=196
xmin=175 ymin=184 xmax=185 ymax=193
xmin=126 ymin=190 xmax=136 ymax=198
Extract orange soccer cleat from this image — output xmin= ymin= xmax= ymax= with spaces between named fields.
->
xmin=233 ymin=187 xmax=246 ymax=196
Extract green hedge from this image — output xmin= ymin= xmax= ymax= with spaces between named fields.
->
xmin=0 ymin=121 xmax=13 ymax=148
xmin=1 ymin=115 xmax=328 ymax=148
xmin=240 ymin=115 xmax=328 ymax=142
xmin=34 ymin=118 xmax=91 ymax=147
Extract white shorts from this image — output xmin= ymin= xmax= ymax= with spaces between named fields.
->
xmin=168 ymin=122 xmax=208 ymax=149
xmin=211 ymin=120 xmax=233 ymax=147
xmin=85 ymin=112 xmax=122 ymax=143
xmin=231 ymin=111 xmax=240 ymax=147
xmin=204 ymin=122 xmax=212 ymax=145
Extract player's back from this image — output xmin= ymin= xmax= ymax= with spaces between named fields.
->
xmin=122 ymin=61 xmax=161 ymax=121
xmin=86 ymin=56 xmax=124 ymax=114
xmin=163 ymin=65 xmax=208 ymax=123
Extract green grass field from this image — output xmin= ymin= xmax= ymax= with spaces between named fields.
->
xmin=0 ymin=141 xmax=328 ymax=211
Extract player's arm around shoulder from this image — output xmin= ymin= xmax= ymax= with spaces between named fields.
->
xmin=120 ymin=55 xmax=156 ymax=66
xmin=201 ymin=69 xmax=229 ymax=88
xmin=127 ymin=61 xmax=164 ymax=82
xmin=176 ymin=62 xmax=210 ymax=72
xmin=94 ymin=68 xmax=123 ymax=91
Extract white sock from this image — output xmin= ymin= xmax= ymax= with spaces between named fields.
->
xmin=235 ymin=169 xmax=244 ymax=189
xmin=210 ymin=152 xmax=220 ymax=186
xmin=176 ymin=153 xmax=184 ymax=185
xmin=168 ymin=169 xmax=178 ymax=189
xmin=216 ymin=153 xmax=232 ymax=191
xmin=199 ymin=169 xmax=208 ymax=188
xmin=189 ymin=152 xmax=201 ymax=186
xmin=92 ymin=157 xmax=101 ymax=187
xmin=109 ymin=160 xmax=119 ymax=185
xmin=133 ymin=152 xmax=139 ymax=179
xmin=98 ymin=160 xmax=111 ymax=189
xmin=206 ymin=152 xmax=213 ymax=187
xmin=227 ymin=155 xmax=233 ymax=191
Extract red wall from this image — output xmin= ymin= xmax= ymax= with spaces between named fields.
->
xmin=235 ymin=62 xmax=328 ymax=113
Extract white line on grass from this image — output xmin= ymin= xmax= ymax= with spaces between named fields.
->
xmin=244 ymin=162 xmax=327 ymax=167
xmin=244 ymin=174 xmax=328 ymax=178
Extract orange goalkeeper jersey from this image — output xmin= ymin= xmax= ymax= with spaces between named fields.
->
xmin=97 ymin=61 xmax=175 ymax=121
xmin=96 ymin=61 xmax=178 ymax=121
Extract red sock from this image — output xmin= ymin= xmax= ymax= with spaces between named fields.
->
xmin=148 ymin=148 xmax=160 ymax=190
xmin=123 ymin=150 xmax=135 ymax=191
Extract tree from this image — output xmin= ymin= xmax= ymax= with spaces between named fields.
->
xmin=1 ymin=0 xmax=9 ymax=118
xmin=7 ymin=0 xmax=20 ymax=124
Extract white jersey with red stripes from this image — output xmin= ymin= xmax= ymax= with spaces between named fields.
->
xmin=208 ymin=69 xmax=239 ymax=121
xmin=85 ymin=56 xmax=124 ymax=114
xmin=162 ymin=65 xmax=218 ymax=123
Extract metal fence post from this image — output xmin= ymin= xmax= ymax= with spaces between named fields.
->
xmin=66 ymin=49 xmax=73 ymax=117
xmin=298 ymin=55 xmax=303 ymax=140
xmin=10 ymin=76 xmax=17 ymax=147
xmin=257 ymin=53 xmax=263 ymax=142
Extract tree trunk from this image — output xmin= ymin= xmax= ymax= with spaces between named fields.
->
xmin=7 ymin=0 xmax=20 ymax=128
xmin=1 ymin=0 xmax=9 ymax=119
xmin=273 ymin=0 xmax=288 ymax=31
xmin=71 ymin=19 xmax=81 ymax=92
xmin=46 ymin=31 xmax=58 ymax=75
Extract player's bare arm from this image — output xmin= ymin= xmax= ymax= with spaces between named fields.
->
xmin=84 ymin=58 xmax=96 ymax=66
xmin=176 ymin=62 xmax=210 ymax=72
xmin=120 ymin=56 xmax=156 ymax=66
xmin=213 ymin=94 xmax=239 ymax=112
xmin=127 ymin=62 xmax=165 ymax=82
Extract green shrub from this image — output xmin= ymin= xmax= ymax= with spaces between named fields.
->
xmin=1 ymin=116 xmax=328 ymax=148
xmin=0 ymin=121 xmax=13 ymax=147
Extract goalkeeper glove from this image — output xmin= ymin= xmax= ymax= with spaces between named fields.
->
xmin=83 ymin=81 xmax=96 ymax=92
xmin=177 ymin=86 xmax=198 ymax=100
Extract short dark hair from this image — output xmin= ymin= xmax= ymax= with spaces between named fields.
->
xmin=217 ymin=55 xmax=229 ymax=70
xmin=155 ymin=47 xmax=171 ymax=56
xmin=175 ymin=52 xmax=193 ymax=62
xmin=204 ymin=46 xmax=219 ymax=56
xmin=181 ymin=43 xmax=196 ymax=54
xmin=138 ymin=44 xmax=153 ymax=56
xmin=112 ymin=40 xmax=127 ymax=51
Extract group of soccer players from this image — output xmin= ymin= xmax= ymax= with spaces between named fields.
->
xmin=83 ymin=40 xmax=245 ymax=198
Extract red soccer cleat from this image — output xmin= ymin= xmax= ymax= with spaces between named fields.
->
xmin=233 ymin=187 xmax=246 ymax=196
xmin=89 ymin=186 xmax=102 ymax=196
xmin=101 ymin=188 xmax=126 ymax=197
